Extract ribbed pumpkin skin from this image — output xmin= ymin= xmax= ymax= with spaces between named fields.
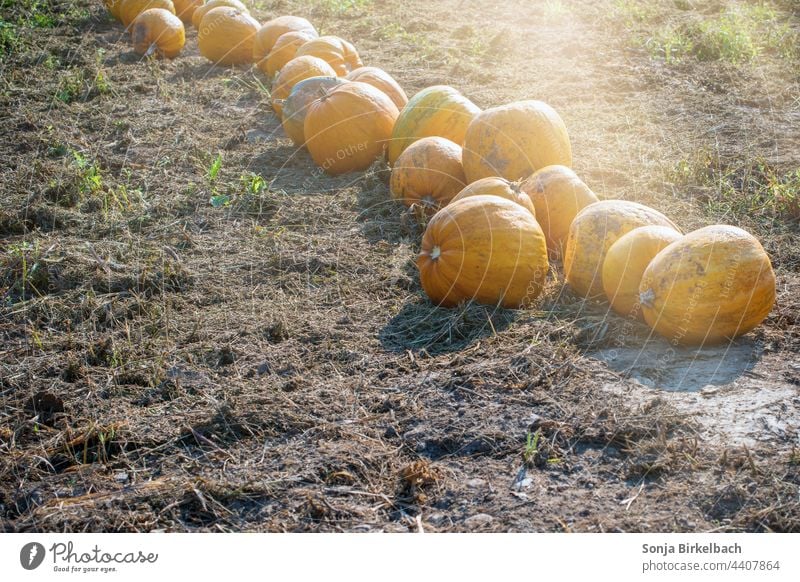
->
xmin=639 ymin=225 xmax=775 ymax=346
xmin=389 ymin=137 xmax=466 ymax=210
xmin=120 ymin=0 xmax=175 ymax=26
xmin=262 ymin=30 xmax=317 ymax=77
xmin=281 ymin=76 xmax=347 ymax=147
xmin=295 ymin=36 xmax=362 ymax=76
xmin=304 ymin=82 xmax=399 ymax=176
xmin=105 ymin=0 xmax=125 ymax=21
xmin=171 ymin=0 xmax=201 ymax=23
xmin=198 ymin=7 xmax=260 ymax=66
xmin=131 ymin=9 xmax=185 ymax=58
xmin=564 ymin=200 xmax=680 ymax=299
xmin=520 ymin=165 xmax=599 ymax=259
xmin=450 ymin=177 xmax=536 ymax=217
xmin=192 ymin=0 xmax=247 ymax=28
xmin=387 ymin=85 xmax=480 ymax=166
xmin=462 ymin=100 xmax=572 ymax=183
xmin=346 ymin=67 xmax=408 ymax=110
xmin=253 ymin=16 xmax=317 ymax=66
xmin=602 ymin=226 xmax=682 ymax=318
xmin=418 ymin=196 xmax=549 ymax=308
xmin=271 ymin=56 xmax=338 ymax=116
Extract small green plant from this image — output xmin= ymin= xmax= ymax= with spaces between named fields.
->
xmin=56 ymin=69 xmax=85 ymax=103
xmin=72 ymin=150 xmax=103 ymax=194
xmin=206 ymin=153 xmax=230 ymax=207
xmin=523 ymin=429 xmax=542 ymax=465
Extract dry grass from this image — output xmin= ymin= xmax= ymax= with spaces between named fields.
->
xmin=0 ymin=0 xmax=798 ymax=532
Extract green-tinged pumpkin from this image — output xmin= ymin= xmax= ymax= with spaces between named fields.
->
xmin=563 ymin=200 xmax=680 ymax=299
xmin=389 ymin=137 xmax=466 ymax=211
xmin=418 ymin=195 xmax=549 ymax=308
xmin=120 ymin=0 xmax=175 ymax=26
xmin=192 ymin=0 xmax=247 ymax=28
xmin=602 ymin=226 xmax=682 ymax=318
xmin=198 ymin=6 xmax=259 ymax=65
xmin=253 ymin=16 xmax=317 ymax=67
xmin=271 ymin=56 xmax=338 ymax=116
xmin=462 ymin=100 xmax=572 ymax=183
xmin=520 ymin=165 xmax=599 ymax=259
xmin=294 ymin=36 xmax=362 ymax=76
xmin=346 ymin=67 xmax=408 ymax=110
xmin=131 ymin=8 xmax=185 ymax=59
xmin=639 ymin=225 xmax=775 ymax=346
xmin=388 ymin=85 xmax=480 ymax=166
xmin=449 ymin=177 xmax=535 ymax=217
xmin=304 ymin=81 xmax=399 ymax=175
xmin=281 ymin=76 xmax=347 ymax=147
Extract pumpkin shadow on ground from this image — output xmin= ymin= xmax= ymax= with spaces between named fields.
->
xmin=590 ymin=336 xmax=764 ymax=392
xmin=380 ymin=299 xmax=519 ymax=355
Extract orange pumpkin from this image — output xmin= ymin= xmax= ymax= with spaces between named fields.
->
xmin=602 ymin=225 xmax=682 ymax=318
xmin=192 ymin=0 xmax=247 ymax=28
xmin=261 ymin=30 xmax=317 ymax=77
xmin=640 ymin=225 xmax=775 ymax=346
xmin=462 ymin=100 xmax=572 ymax=183
xmin=131 ymin=9 xmax=185 ymax=59
xmin=281 ymin=76 xmax=347 ymax=147
xmin=346 ymin=67 xmax=408 ymax=110
xmin=294 ymin=36 xmax=362 ymax=76
xmin=563 ymin=200 xmax=680 ymax=299
xmin=120 ymin=0 xmax=175 ymax=26
xmin=520 ymin=165 xmax=599 ymax=259
xmin=104 ymin=0 xmax=125 ymax=21
xmin=450 ymin=177 xmax=536 ymax=217
xmin=389 ymin=137 xmax=466 ymax=211
xmin=387 ymin=85 xmax=480 ymax=166
xmin=198 ymin=7 xmax=260 ymax=66
xmin=418 ymin=195 xmax=549 ymax=308
xmin=271 ymin=56 xmax=338 ymax=116
xmin=304 ymin=82 xmax=399 ymax=175
xmin=253 ymin=15 xmax=317 ymax=68
xmin=171 ymin=0 xmax=201 ymax=23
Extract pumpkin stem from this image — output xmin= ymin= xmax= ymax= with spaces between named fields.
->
xmin=639 ymin=288 xmax=655 ymax=308
xmin=430 ymin=246 xmax=441 ymax=260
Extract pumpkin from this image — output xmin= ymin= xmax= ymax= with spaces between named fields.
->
xmin=418 ymin=195 xmax=549 ymax=308
xmin=389 ymin=137 xmax=466 ymax=211
xmin=131 ymin=9 xmax=185 ymax=59
xmin=387 ymin=85 xmax=480 ymax=166
xmin=462 ymin=100 xmax=572 ymax=183
xmin=346 ymin=67 xmax=408 ymax=110
xmin=192 ymin=0 xmax=247 ymax=28
xmin=304 ymin=81 xmax=399 ymax=176
xmin=520 ymin=165 xmax=599 ymax=259
xmin=639 ymin=225 xmax=775 ymax=346
xmin=253 ymin=15 xmax=317 ymax=68
xmin=450 ymin=177 xmax=536 ymax=217
xmin=198 ymin=7 xmax=260 ymax=66
xmin=171 ymin=0 xmax=201 ymax=24
xmin=104 ymin=0 xmax=125 ymax=20
xmin=120 ymin=0 xmax=175 ymax=26
xmin=294 ymin=36 xmax=362 ymax=76
xmin=563 ymin=200 xmax=680 ymax=299
xmin=281 ymin=76 xmax=347 ymax=147
xmin=602 ymin=226 xmax=682 ymax=318
xmin=261 ymin=30 xmax=317 ymax=77
xmin=271 ymin=56 xmax=338 ymax=116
